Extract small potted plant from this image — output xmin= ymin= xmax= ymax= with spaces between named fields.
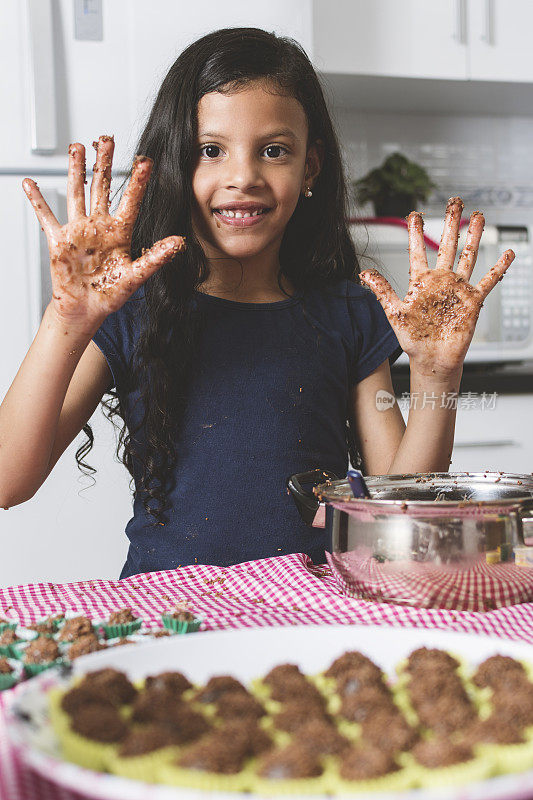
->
xmin=353 ymin=152 xmax=436 ymax=218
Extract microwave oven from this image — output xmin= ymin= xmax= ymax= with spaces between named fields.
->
xmin=350 ymin=219 xmax=533 ymax=364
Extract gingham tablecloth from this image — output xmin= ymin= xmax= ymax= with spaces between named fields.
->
xmin=1 ymin=552 xmax=533 ymax=800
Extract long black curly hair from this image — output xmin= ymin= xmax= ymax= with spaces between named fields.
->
xmin=76 ymin=27 xmax=362 ymax=520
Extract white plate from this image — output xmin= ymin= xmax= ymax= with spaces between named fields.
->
xmin=6 ymin=624 xmax=533 ymax=800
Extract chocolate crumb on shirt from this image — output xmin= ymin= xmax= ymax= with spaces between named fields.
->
xmin=412 ymin=736 xmax=473 ymax=768
xmin=70 ymin=705 xmax=128 ymax=743
xmin=325 ymin=651 xmax=382 ymax=681
xmin=0 ymin=657 xmax=13 ymax=674
xmin=473 ymin=655 xmax=528 ymax=689
xmin=257 ymin=743 xmax=323 ymax=780
xmin=68 ymin=634 xmax=106 ymax=660
xmin=58 ymin=616 xmax=93 ymax=642
xmin=23 ymin=636 xmax=60 ymax=664
xmin=145 ymin=671 xmax=192 ymax=696
xmin=339 ymin=745 xmax=399 ymax=780
xmin=107 ymin=608 xmax=137 ymax=626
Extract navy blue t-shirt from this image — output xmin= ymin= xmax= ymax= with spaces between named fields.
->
xmin=93 ymin=280 xmax=400 ymax=578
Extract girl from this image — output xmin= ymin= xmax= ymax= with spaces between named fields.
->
xmin=0 ymin=28 xmax=514 ymax=579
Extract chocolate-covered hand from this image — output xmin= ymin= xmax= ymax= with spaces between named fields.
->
xmin=360 ymin=197 xmax=515 ymax=377
xmin=22 ymin=135 xmax=186 ymax=331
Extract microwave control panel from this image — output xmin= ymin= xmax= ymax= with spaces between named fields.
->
xmin=498 ymin=226 xmax=531 ymax=343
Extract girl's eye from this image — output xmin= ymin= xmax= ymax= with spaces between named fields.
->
xmin=201 ymin=145 xmax=221 ymax=159
xmin=263 ymin=145 xmax=287 ymax=159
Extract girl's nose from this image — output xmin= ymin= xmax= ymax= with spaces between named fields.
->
xmin=224 ymin=155 xmax=265 ymax=192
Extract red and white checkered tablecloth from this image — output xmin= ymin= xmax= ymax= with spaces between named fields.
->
xmin=1 ymin=552 xmax=533 ymax=800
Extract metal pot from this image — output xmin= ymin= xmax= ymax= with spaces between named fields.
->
xmin=288 ymin=470 xmax=533 ymax=611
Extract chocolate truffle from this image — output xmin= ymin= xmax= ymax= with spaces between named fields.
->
xmin=361 ymin=709 xmax=418 ymax=752
xmin=194 ymin=675 xmax=248 ymax=704
xmin=415 ymin=694 xmax=476 ymax=733
xmin=217 ymin=720 xmax=273 ymax=756
xmin=152 ymin=630 xmax=170 ymax=638
xmin=118 ymin=724 xmax=176 ymax=757
xmin=178 ymin=737 xmax=245 ymax=774
xmin=473 ymin=655 xmax=528 ymax=689
xmin=166 ymin=607 xmax=195 ymax=622
xmin=0 ymin=657 xmax=13 ymax=674
xmin=412 ymin=736 xmax=473 ymax=768
xmin=492 ymin=684 xmax=533 ymax=727
xmin=68 ymin=634 xmax=105 ymax=660
xmin=58 ymin=616 xmax=93 ymax=642
xmin=23 ymin=636 xmax=60 ymax=664
xmin=0 ymin=629 xmax=18 ymax=646
xmin=29 ymin=615 xmax=62 ymax=634
xmin=339 ymin=745 xmax=399 ymax=780
xmin=465 ymin=716 xmax=525 ymax=745
xmin=293 ymin=718 xmax=350 ymax=756
xmin=257 ymin=743 xmax=323 ymax=780
xmin=61 ymin=685 xmax=117 ymax=715
xmin=269 ymin=677 xmax=326 ymax=709
xmin=406 ymin=648 xmax=460 ymax=676
xmin=325 ymin=651 xmax=382 ymax=680
xmin=82 ymin=668 xmax=137 ymax=705
xmin=263 ymin=663 xmax=306 ymax=688
xmin=107 ymin=608 xmax=137 ymax=625
xmin=145 ymin=671 xmax=192 ymax=696
xmin=216 ymin=691 xmax=265 ymax=721
xmin=409 ymin=670 xmax=469 ymax=710
xmin=340 ymin=686 xmax=395 ymax=723
xmin=133 ymin=692 xmax=210 ymax=743
xmin=337 ymin=668 xmax=390 ymax=699
xmin=70 ymin=705 xmax=128 ymax=743
xmin=273 ymin=701 xmax=330 ymax=733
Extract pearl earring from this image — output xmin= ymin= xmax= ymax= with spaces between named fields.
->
xmin=304 ymin=186 xmax=313 ymax=198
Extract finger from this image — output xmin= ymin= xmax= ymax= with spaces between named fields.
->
xmin=22 ymin=179 xmax=60 ymax=237
xmin=406 ymin=211 xmax=428 ymax=281
xmin=131 ymin=235 xmax=186 ymax=285
xmin=475 ymin=249 xmax=515 ymax=299
xmin=360 ymin=269 xmax=402 ymax=323
xmin=67 ymin=143 xmax=87 ymax=219
xmin=436 ymin=196 xmax=464 ymax=270
xmin=90 ymin=135 xmax=115 ymax=215
xmin=114 ymin=155 xmax=153 ymax=226
xmin=456 ymin=211 xmax=485 ymax=281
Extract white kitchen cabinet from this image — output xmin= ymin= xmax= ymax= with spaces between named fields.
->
xmin=312 ymin=0 xmax=468 ymax=80
xmin=451 ymin=394 xmax=533 ymax=473
xmin=467 ymin=0 xmax=533 ymax=82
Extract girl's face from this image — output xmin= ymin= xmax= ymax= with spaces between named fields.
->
xmin=191 ymin=80 xmax=321 ymax=266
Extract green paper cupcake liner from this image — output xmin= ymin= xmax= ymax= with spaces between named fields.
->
xmin=161 ymin=615 xmax=201 ymax=634
xmin=108 ymin=745 xmax=180 ymax=782
xmin=100 ymin=619 xmax=142 ymax=639
xmin=0 ymin=622 xmax=17 ymax=634
xmin=24 ymin=657 xmax=64 ymax=678
xmin=158 ymin=761 xmax=253 ymax=791
xmin=0 ymin=672 xmax=17 ymax=691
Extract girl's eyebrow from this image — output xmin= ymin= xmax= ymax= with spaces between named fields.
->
xmin=198 ymin=128 xmax=297 ymax=141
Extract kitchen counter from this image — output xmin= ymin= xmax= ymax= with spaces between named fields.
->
xmin=392 ymin=361 xmax=533 ymax=395
xmin=1 ymin=553 xmax=533 ymax=799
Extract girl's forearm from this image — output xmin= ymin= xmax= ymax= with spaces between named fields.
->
xmin=387 ymin=367 xmax=462 ymax=474
xmin=0 ymin=303 xmax=95 ymax=507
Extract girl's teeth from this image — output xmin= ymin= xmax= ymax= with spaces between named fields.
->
xmin=217 ymin=209 xmax=265 ymax=218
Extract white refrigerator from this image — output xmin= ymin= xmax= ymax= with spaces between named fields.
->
xmin=0 ymin=0 xmax=313 ymax=587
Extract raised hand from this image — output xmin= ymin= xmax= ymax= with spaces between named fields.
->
xmin=22 ymin=135 xmax=186 ymax=331
xmin=360 ymin=197 xmax=515 ymax=377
